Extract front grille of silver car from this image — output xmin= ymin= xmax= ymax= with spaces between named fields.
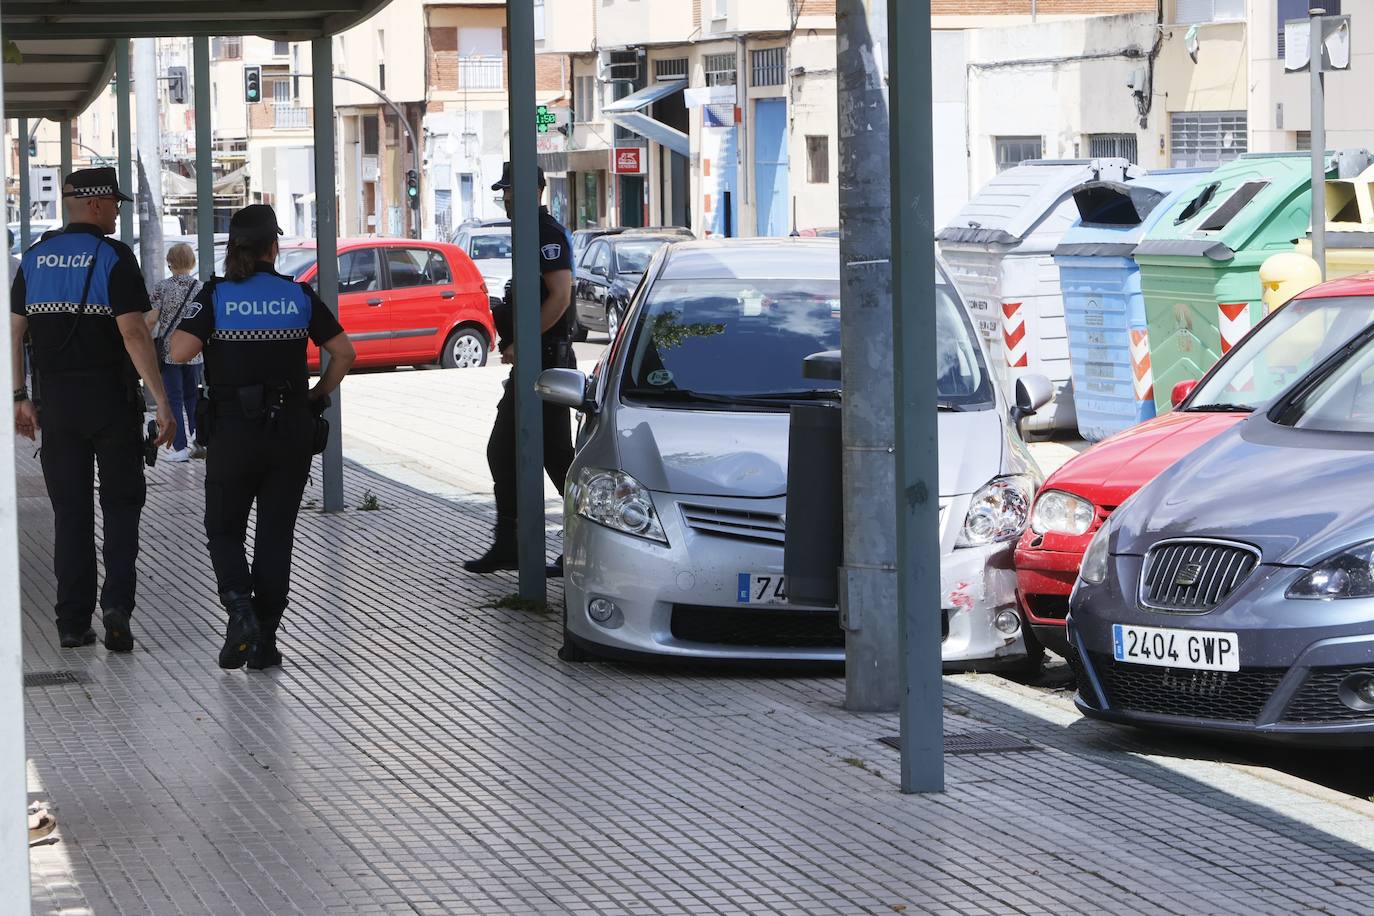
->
xmin=1139 ymin=538 xmax=1260 ymax=612
xmin=680 ymin=504 xmax=786 ymax=545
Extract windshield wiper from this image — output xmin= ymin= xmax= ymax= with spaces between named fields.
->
xmin=623 ymin=388 xmax=763 ymax=407
xmin=730 ymin=388 xmax=841 ymax=401
xmin=1185 ymin=403 xmax=1255 ymax=413
xmin=937 ymin=401 xmax=967 ymax=412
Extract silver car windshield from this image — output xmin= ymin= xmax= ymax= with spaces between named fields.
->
xmin=1190 ymin=296 xmax=1374 ymax=411
xmin=621 ymin=278 xmax=992 ymax=406
xmin=1276 ymin=327 xmax=1374 ymax=432
xmin=615 ymin=240 xmax=668 ymax=275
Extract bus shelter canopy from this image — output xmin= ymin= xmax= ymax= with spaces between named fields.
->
xmin=3 ymin=0 xmax=394 ymax=117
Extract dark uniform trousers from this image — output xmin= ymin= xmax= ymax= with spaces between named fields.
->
xmin=204 ymin=406 xmax=314 ymax=615
xmin=488 ymin=346 xmax=577 ymax=517
xmin=38 ymin=371 xmax=147 ymax=629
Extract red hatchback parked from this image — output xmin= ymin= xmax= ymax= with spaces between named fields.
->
xmin=276 ymin=238 xmax=495 ymax=372
xmin=1016 ymin=276 xmax=1374 ymax=656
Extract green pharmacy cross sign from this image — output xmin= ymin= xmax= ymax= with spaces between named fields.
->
xmin=536 ymin=105 xmax=558 ymax=134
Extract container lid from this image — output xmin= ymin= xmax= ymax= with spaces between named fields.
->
xmin=937 ymin=158 xmax=1138 ymax=246
xmin=1055 ymin=170 xmax=1209 ymax=257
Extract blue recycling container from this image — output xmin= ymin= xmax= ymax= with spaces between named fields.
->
xmin=1054 ymin=169 xmax=1209 ymax=441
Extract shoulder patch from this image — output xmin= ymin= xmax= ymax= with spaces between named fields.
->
xmin=182 ymin=301 xmax=203 ymax=319
xmin=541 ymin=243 xmax=562 ymax=261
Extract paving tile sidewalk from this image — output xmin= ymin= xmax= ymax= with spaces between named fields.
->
xmin=14 ymin=370 xmax=1374 ymax=914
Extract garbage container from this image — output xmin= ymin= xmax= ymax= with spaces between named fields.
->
xmin=1054 ymin=169 xmax=1206 ymax=441
xmin=1295 ymin=162 xmax=1374 ymax=279
xmin=1134 ymin=153 xmax=1337 ymax=415
xmin=937 ymin=158 xmax=1139 ymax=435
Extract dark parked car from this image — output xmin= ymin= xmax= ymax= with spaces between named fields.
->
xmin=573 ymin=233 xmax=678 ymax=340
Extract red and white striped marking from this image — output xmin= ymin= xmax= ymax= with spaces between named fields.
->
xmin=1218 ymin=302 xmax=1251 ymax=355
xmin=1002 ymin=301 xmax=1027 ymax=368
xmin=1130 ymin=329 xmax=1153 ymax=403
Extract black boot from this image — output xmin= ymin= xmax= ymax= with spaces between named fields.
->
xmin=218 ymin=591 xmax=260 ymax=670
xmin=463 ymin=516 xmax=519 ymax=573
xmin=101 ymin=608 xmax=135 ymax=652
xmin=247 ymin=600 xmax=284 ymax=671
xmin=58 ymin=623 xmax=97 ymax=648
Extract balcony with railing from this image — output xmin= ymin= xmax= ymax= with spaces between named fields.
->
xmin=457 ymin=56 xmax=504 ymax=91
xmin=273 ymin=104 xmax=311 ymax=130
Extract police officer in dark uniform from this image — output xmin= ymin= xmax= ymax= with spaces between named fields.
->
xmin=169 ymin=205 xmax=356 ymax=670
xmin=464 ymin=163 xmax=577 ymax=575
xmin=10 ymin=167 xmax=176 ymax=651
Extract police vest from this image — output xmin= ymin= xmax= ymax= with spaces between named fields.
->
xmin=22 ymin=233 xmax=118 ymax=321
xmin=210 ymin=273 xmax=312 ymax=342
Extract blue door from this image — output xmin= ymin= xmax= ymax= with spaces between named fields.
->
xmin=754 ymin=99 xmax=789 ymax=237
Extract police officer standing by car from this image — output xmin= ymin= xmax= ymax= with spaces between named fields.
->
xmin=10 ymin=167 xmax=176 ymax=652
xmin=464 ymin=163 xmax=577 ymax=576
xmin=169 ymin=204 xmax=356 ymax=670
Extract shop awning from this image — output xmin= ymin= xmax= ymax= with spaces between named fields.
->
xmin=602 ymin=80 xmax=689 ymax=157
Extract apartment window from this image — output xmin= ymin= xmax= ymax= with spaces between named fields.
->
xmin=363 ymin=115 xmax=380 ymax=157
xmin=995 ymin=136 xmax=1043 ymax=172
xmin=534 ymin=0 xmax=546 ymax=41
xmin=1088 ymin=133 xmax=1139 ymax=162
xmin=655 ymin=58 xmax=688 ymax=81
xmin=1278 ymin=0 xmax=1340 ymax=57
xmin=1296 ymin=130 xmax=1311 ymax=151
xmin=713 ymin=0 xmax=728 ymax=20
xmin=806 ymin=136 xmax=829 ymax=184
xmin=704 ymin=53 xmax=737 ymax=87
xmin=1170 ymin=111 xmax=1247 ymax=168
xmin=270 ymin=78 xmax=290 ymax=103
xmin=211 ymin=36 xmax=242 ymax=60
xmin=273 ymin=41 xmax=289 ymax=56
xmin=575 ymin=75 xmax=598 ymax=122
xmin=751 ymin=48 xmax=786 ymax=88
xmin=1175 ymin=0 xmax=1245 ymax=25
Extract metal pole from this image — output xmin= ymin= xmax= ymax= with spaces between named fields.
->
xmin=135 ymin=38 xmax=164 ymax=285
xmin=1310 ymin=8 xmax=1327 ymax=280
xmin=18 ymin=118 xmax=31 ymax=250
xmin=837 ymin=0 xmax=900 ymax=712
xmin=313 ymin=38 xmax=345 ymax=513
xmin=60 ymin=118 xmax=74 ymax=181
xmin=507 ymin=0 xmax=547 ymax=603
xmin=888 ymin=0 xmax=944 ymax=794
xmin=0 ymin=73 xmax=34 ymax=915
xmin=115 ymin=38 xmax=134 ymax=245
xmin=194 ymin=37 xmax=214 ymax=281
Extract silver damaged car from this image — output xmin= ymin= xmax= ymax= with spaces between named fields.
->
xmin=537 ymin=238 xmax=1050 ymax=665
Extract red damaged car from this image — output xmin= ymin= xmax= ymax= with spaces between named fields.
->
xmin=1016 ymin=276 xmax=1374 ymax=656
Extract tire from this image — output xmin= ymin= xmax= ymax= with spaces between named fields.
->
xmin=606 ymin=303 xmax=621 ymax=342
xmin=440 ymin=327 xmax=489 ymax=369
xmin=558 ymin=628 xmax=596 ymax=663
xmin=572 ymin=320 xmax=589 ymax=343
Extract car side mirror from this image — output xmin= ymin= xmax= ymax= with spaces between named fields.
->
xmin=1011 ymin=373 xmax=1053 ymax=423
xmin=1171 ymin=379 xmax=1198 ymax=408
xmin=537 ymin=368 xmax=594 ymax=413
xmin=590 ymin=265 xmax=608 ymax=279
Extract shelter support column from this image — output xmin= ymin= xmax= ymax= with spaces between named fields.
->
xmin=18 ymin=118 xmax=31 ymax=250
xmin=507 ymin=0 xmax=546 ymax=602
xmin=887 ymin=0 xmax=944 ymax=794
xmin=60 ymin=118 xmax=73 ymax=183
xmin=115 ymin=39 xmax=134 ymax=245
xmin=312 ymin=37 xmax=344 ymax=513
xmin=194 ymin=37 xmax=214 ymax=281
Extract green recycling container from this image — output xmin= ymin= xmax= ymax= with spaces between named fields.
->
xmin=1133 ymin=153 xmax=1331 ymax=414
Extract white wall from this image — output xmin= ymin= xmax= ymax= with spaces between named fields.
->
xmin=932 ymin=30 xmax=970 ymax=230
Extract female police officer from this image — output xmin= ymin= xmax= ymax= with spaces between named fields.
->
xmin=170 ymin=205 xmax=355 ymax=670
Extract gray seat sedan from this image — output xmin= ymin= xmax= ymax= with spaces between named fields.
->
xmin=537 ymin=238 xmax=1052 ymax=665
xmin=1070 ymin=287 xmax=1374 ymax=744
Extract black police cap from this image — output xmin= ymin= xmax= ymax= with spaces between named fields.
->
xmin=491 ymin=161 xmax=546 ymax=191
xmin=62 ymin=166 xmax=133 ymax=202
xmin=229 ymin=204 xmax=284 ymax=240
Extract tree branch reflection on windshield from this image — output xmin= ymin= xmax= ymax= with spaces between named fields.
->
xmin=648 ymin=311 xmax=728 ymax=350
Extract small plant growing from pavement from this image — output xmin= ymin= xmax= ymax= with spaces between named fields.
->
xmin=491 ymin=594 xmax=549 ymax=615
xmin=358 ymin=490 xmax=380 ymax=511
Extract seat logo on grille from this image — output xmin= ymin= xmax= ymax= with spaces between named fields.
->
xmin=1174 ymin=563 xmax=1204 ymax=588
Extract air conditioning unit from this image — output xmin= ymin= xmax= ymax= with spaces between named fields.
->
xmin=598 ymin=48 xmax=642 ymax=83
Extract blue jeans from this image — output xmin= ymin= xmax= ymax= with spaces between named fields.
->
xmin=159 ymin=362 xmax=203 ymax=451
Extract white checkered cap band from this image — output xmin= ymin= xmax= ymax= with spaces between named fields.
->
xmin=63 ymin=185 xmax=121 ymax=199
xmin=212 ymin=327 xmax=309 ymax=342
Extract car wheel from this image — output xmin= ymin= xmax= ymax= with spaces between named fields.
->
xmin=441 ymin=327 xmax=489 ymax=369
xmin=606 ymin=304 xmax=621 ymax=342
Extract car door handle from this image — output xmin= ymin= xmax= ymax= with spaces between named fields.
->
xmin=367 ymin=298 xmax=384 ymax=307
xmin=441 ymin=290 xmax=456 ymax=299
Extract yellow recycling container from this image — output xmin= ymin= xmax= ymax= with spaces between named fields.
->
xmin=1296 ymin=163 xmax=1374 ymax=279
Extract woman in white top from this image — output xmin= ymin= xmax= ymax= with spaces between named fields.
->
xmin=146 ymin=243 xmax=205 ymax=461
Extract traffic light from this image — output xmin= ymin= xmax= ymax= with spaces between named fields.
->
xmin=26 ymin=138 xmax=35 ymax=157
xmin=243 ymin=65 xmax=262 ymax=104
xmin=168 ymin=66 xmax=187 ymax=104
xmin=405 ymin=169 xmax=420 ymax=209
